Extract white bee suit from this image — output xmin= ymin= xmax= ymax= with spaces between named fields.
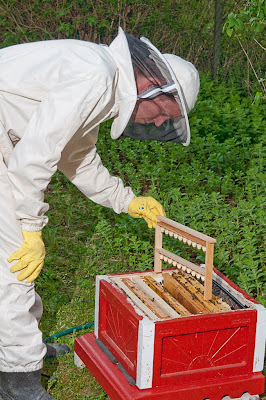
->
xmin=0 ymin=28 xmax=136 ymax=372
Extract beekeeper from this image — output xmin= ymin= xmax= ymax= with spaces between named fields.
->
xmin=0 ymin=28 xmax=199 ymax=399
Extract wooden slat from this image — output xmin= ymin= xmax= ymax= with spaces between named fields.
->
xmin=111 ymin=277 xmax=159 ymax=321
xmin=157 ymin=216 xmax=216 ymax=244
xmin=144 ymin=276 xmax=191 ymax=317
xmin=171 ymin=271 xmax=218 ymax=313
xmin=110 ymin=271 xmax=163 ymax=280
xmin=158 ymin=221 xmax=206 ymax=246
xmin=154 ymin=223 xmax=163 ymax=273
xmin=183 ymin=272 xmax=231 ymax=312
xmin=163 ymin=273 xmax=209 ymax=314
xmin=157 ymin=248 xmax=205 ymax=276
xmin=122 ymin=278 xmax=169 ymax=319
xmin=204 ymin=242 xmax=214 ymax=300
xmin=132 ymin=277 xmax=180 ymax=319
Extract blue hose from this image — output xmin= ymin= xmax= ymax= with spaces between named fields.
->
xmin=44 ymin=322 xmax=94 ymax=343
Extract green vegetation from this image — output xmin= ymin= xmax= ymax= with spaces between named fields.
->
xmin=0 ymin=0 xmax=265 ymax=94
xmin=224 ymin=0 xmax=265 ymax=99
xmin=36 ymin=74 xmax=265 ymax=398
xmin=225 ymin=0 xmax=265 ymax=36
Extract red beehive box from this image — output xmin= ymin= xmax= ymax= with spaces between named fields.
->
xmin=74 ymin=217 xmax=266 ymax=400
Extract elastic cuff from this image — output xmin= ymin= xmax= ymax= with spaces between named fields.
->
xmin=122 ymin=193 xmax=136 ymax=214
xmin=20 ymin=224 xmax=44 ymax=232
xmin=20 ymin=220 xmax=47 ymax=232
xmin=0 ymin=360 xmax=43 ymax=373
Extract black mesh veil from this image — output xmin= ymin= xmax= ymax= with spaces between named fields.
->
xmin=125 ymin=34 xmax=169 ymax=85
xmin=122 ymin=33 xmax=191 ymax=144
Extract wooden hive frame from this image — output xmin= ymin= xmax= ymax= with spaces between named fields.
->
xmin=154 ymin=216 xmax=216 ymax=300
xmin=109 ymin=217 xmax=224 ymax=319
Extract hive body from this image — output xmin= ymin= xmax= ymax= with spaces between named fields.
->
xmin=74 ymin=218 xmax=266 ymax=400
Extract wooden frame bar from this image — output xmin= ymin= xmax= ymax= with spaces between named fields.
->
xmin=154 ymin=216 xmax=216 ymax=300
xmin=204 ymin=242 xmax=214 ymax=300
xmin=144 ymin=275 xmax=191 ymax=316
xmin=122 ymin=278 xmax=169 ymax=319
xmin=157 ymin=217 xmax=216 ymax=244
xmin=154 ymin=223 xmax=163 ymax=273
xmin=111 ymin=277 xmax=159 ymax=321
xmin=174 ymin=271 xmax=231 ymax=312
xmin=132 ymin=277 xmax=180 ymax=319
xmin=157 ymin=248 xmax=205 ymax=277
xmin=163 ymin=273 xmax=209 ymax=314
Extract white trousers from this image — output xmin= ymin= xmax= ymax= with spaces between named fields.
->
xmin=0 ymin=152 xmax=46 ymax=372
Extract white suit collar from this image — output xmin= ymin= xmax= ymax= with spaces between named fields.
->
xmin=108 ymin=27 xmax=137 ymax=139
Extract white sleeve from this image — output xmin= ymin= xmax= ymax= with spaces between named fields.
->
xmin=58 ymin=131 xmax=135 ymax=214
xmin=7 ymin=78 xmax=115 ymax=231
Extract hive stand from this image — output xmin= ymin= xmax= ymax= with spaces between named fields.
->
xmin=154 ymin=215 xmax=216 ymax=300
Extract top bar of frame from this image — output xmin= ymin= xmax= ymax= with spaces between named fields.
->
xmin=157 ymin=216 xmax=216 ymax=244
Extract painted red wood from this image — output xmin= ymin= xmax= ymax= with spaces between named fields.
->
xmin=152 ymin=309 xmax=257 ymax=387
xmin=74 ymin=333 xmax=265 ymax=400
xmin=74 ymin=268 xmax=265 ymax=399
xmin=98 ymin=279 xmax=142 ymax=380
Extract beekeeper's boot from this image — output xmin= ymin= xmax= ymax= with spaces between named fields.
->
xmin=45 ymin=343 xmax=70 ymax=359
xmin=0 ymin=370 xmax=56 ymax=400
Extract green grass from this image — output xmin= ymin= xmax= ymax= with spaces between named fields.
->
xmin=37 ymin=74 xmax=265 ymax=398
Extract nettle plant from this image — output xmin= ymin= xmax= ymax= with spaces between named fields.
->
xmin=94 ymin=74 xmax=265 ymax=304
xmin=224 ymin=0 xmax=266 ymax=100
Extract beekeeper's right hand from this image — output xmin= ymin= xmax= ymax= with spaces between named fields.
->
xmin=7 ymin=230 xmax=45 ymax=283
xmin=128 ymin=196 xmax=166 ymax=228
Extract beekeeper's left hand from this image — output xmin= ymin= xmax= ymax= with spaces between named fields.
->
xmin=8 ymin=230 xmax=45 ymax=282
xmin=128 ymin=196 xmax=166 ymax=228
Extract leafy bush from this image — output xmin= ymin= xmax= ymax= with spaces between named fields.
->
xmin=0 ymin=0 xmax=264 ymax=94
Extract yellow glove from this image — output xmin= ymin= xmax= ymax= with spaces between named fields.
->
xmin=7 ymin=230 xmax=45 ymax=283
xmin=128 ymin=196 xmax=166 ymax=228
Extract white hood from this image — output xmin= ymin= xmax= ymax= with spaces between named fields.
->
xmin=108 ymin=27 xmax=137 ymax=139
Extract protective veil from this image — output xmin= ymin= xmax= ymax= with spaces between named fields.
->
xmin=122 ymin=33 xmax=200 ymax=145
